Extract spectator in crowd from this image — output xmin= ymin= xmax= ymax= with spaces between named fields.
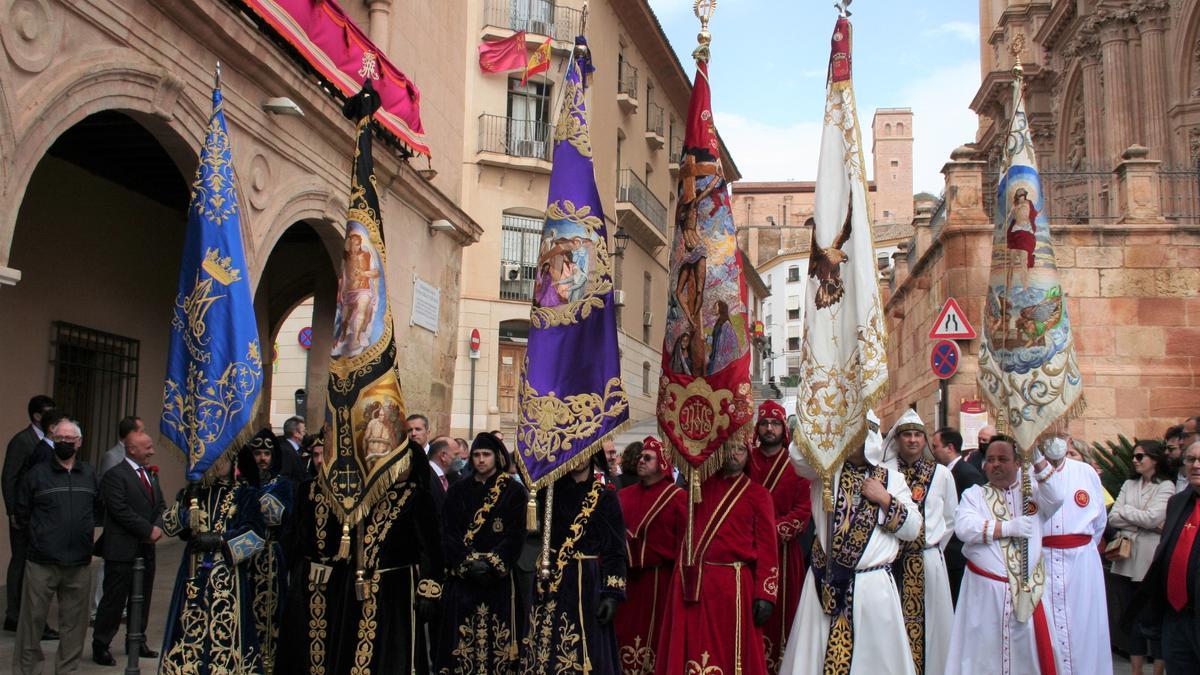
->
xmin=275 ymin=415 xmax=309 ymax=483
xmin=1109 ymin=439 xmax=1174 ymax=675
xmin=1066 ymin=438 xmax=1114 ymax=506
xmin=2 ymin=394 xmax=55 ymax=634
xmin=489 ymin=429 xmax=504 ymax=443
xmin=930 ymin=426 xmax=985 ymax=606
xmin=962 ymin=424 xmax=995 ymax=472
xmin=406 ymin=414 xmax=430 ymax=454
xmin=1165 ymin=426 xmax=1184 ymax=464
xmin=1131 ymin=440 xmax=1200 ymax=671
xmin=1177 ymin=428 xmax=1199 ymax=493
xmin=601 ymin=437 xmax=621 ymax=481
xmin=92 ymin=430 xmax=164 ymax=665
xmin=617 ymin=441 xmax=644 ymax=489
xmin=12 ymin=416 xmax=98 ymax=675
xmin=98 ymin=416 xmax=143 ymax=476
xmin=428 ymin=436 xmax=459 ymax=513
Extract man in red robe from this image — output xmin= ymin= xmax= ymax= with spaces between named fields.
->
xmin=616 ymin=436 xmax=686 ymax=675
xmin=749 ymin=401 xmax=812 ymax=672
xmin=656 ymin=444 xmax=779 ymax=675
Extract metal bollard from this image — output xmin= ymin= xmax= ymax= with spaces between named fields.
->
xmin=124 ymin=556 xmax=145 ymax=675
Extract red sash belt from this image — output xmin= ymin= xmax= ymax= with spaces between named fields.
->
xmin=966 ymin=561 xmax=1058 ymax=675
xmin=1042 ymin=534 xmax=1090 ymax=549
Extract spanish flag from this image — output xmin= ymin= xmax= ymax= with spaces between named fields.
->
xmin=521 ymin=37 xmax=552 ymax=85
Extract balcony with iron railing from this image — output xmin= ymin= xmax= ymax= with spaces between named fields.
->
xmin=645 ymin=102 xmax=664 ymax=149
xmin=615 ymin=169 xmax=668 ymax=250
xmin=617 ymin=62 xmax=639 ymax=113
xmin=481 ymin=0 xmax=582 ymax=45
xmin=669 ymin=132 xmax=683 ymax=173
xmin=477 ymin=113 xmax=553 ymax=172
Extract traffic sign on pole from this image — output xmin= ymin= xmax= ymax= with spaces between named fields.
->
xmin=469 ymin=328 xmax=481 ymax=359
xmin=930 ymin=339 xmax=960 ymax=380
xmin=929 ymin=297 xmax=976 ymax=340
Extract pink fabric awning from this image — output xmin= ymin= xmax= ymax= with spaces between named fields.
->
xmin=241 ymin=0 xmax=429 ymax=156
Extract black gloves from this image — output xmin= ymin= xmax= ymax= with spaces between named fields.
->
xmin=464 ymin=559 xmax=492 ymax=585
xmin=752 ymin=599 xmax=774 ymax=627
xmin=596 ymin=596 xmax=619 ymax=625
xmin=193 ymin=532 xmax=224 ymax=553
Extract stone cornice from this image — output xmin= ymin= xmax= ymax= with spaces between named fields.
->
xmin=1036 ymin=0 xmax=1078 ymax=51
xmin=884 ymin=221 xmax=992 ymax=311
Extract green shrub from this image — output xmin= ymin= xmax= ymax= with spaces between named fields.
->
xmin=1091 ymin=435 xmax=1136 ymax=498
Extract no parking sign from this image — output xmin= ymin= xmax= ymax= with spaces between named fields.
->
xmin=930 ymin=339 xmax=960 ymax=380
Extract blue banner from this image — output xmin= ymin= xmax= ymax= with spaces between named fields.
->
xmin=162 ymin=86 xmax=264 ymax=481
xmin=516 ymin=38 xmax=628 ymax=488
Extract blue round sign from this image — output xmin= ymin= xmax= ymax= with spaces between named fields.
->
xmin=298 ymin=326 xmax=313 ymax=350
xmin=930 ymin=339 xmax=960 ymax=380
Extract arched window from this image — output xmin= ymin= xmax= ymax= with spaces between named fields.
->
xmin=884 ymin=123 xmax=892 ymax=136
xmin=642 ymin=362 xmax=652 ymax=396
xmin=896 ymin=122 xmax=905 ymax=135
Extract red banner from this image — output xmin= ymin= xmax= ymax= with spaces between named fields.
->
xmin=240 ymin=0 xmax=428 ymax=156
xmin=479 ymin=32 xmax=528 ymax=73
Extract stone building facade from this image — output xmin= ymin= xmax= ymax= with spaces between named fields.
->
xmin=878 ymin=0 xmax=1200 ymax=441
xmin=0 ymin=0 xmax=481 ymax=572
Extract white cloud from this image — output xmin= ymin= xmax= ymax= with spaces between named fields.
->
xmin=925 ymin=21 xmax=978 ymax=43
xmin=902 ymin=60 xmax=981 ymax=193
xmin=713 ymin=111 xmax=823 ymax=182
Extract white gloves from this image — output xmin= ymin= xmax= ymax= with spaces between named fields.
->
xmin=1000 ymin=516 xmax=1036 ymax=539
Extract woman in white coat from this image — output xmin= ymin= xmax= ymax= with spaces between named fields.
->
xmin=1109 ymin=439 xmax=1175 ymax=675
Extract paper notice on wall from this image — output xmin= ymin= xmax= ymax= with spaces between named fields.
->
xmin=960 ymin=400 xmax=988 ymax=451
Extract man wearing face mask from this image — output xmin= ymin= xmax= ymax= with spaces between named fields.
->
xmin=12 ymin=416 xmax=100 ymax=675
xmin=428 ymin=436 xmax=462 ymax=514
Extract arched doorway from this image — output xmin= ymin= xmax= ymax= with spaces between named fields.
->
xmin=255 ymin=220 xmax=339 ymax=432
xmin=0 ymin=110 xmax=192 ymax=468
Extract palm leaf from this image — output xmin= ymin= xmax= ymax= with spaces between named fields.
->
xmin=1091 ymin=434 xmax=1136 ymax=498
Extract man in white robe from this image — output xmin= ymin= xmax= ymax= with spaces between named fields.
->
xmin=947 ymin=434 xmax=1064 ymax=675
xmin=882 ymin=409 xmax=956 ymax=675
xmin=1039 ymin=438 xmax=1110 ymax=675
xmin=782 ymin=412 xmax=923 ymax=675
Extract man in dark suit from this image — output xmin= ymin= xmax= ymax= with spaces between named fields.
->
xmin=1131 ymin=439 xmax=1200 ymax=671
xmin=961 ymin=424 xmax=995 ymax=473
xmin=931 ymin=426 xmax=986 ymax=606
xmin=1 ymin=395 xmax=55 ymax=633
xmin=428 ymin=436 xmax=460 ymax=514
xmin=91 ymin=431 xmax=165 ymax=665
xmin=275 ymin=416 xmax=310 ymax=483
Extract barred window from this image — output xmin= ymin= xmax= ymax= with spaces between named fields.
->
xmin=500 ymin=213 xmax=544 ymax=301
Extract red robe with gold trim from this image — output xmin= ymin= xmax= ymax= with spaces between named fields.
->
xmin=616 ymin=478 xmax=686 ymax=675
xmin=655 ymin=473 xmax=779 ymax=675
xmin=750 ymin=446 xmax=812 ymax=672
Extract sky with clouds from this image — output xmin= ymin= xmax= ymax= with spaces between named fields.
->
xmin=647 ymin=0 xmax=982 ymax=194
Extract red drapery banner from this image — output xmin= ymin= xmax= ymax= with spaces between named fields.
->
xmin=240 ymin=0 xmax=429 ymax=156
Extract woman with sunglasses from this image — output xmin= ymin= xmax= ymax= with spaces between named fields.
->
xmin=1109 ymin=439 xmax=1176 ymax=675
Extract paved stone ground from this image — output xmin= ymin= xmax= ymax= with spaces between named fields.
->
xmin=0 ymin=521 xmax=1137 ymax=674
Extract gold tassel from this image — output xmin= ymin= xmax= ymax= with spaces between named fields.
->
xmin=335 ymin=523 xmax=351 ymax=561
xmin=527 ymin=495 xmax=539 ymax=533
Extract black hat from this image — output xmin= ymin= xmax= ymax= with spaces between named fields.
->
xmin=471 ymin=432 xmax=510 ymax=472
xmin=237 ymin=428 xmax=277 ymax=486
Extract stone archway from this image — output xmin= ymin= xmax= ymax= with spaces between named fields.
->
xmin=0 ymin=109 xmax=192 ymax=477
xmin=254 ymin=219 xmax=340 ymax=431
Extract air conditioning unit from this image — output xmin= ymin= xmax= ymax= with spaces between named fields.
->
xmin=613 ymin=290 xmax=626 ymax=306
xmin=513 ymin=138 xmax=545 ymax=158
xmin=643 ymin=311 xmax=653 ymax=326
xmin=502 ymin=261 xmax=521 ymax=281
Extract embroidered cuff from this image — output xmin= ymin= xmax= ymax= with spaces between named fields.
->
xmin=416 ymin=579 xmax=443 ymax=600
xmin=604 ymin=575 xmax=627 ymax=591
xmin=457 ymin=552 xmax=509 ymax=578
xmin=227 ymin=530 xmax=266 ymax=564
xmin=259 ymin=493 xmax=285 ymax=526
xmin=761 ymin=565 xmax=780 ymax=601
xmin=1034 ymin=462 xmax=1054 ymax=483
xmin=162 ymin=503 xmax=183 ymax=537
xmin=879 ymin=496 xmax=909 ymax=534
xmin=982 ymin=520 xmax=993 ymax=545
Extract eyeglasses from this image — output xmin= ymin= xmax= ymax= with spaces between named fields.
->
xmin=1184 ymin=456 xmax=1200 ymax=465
xmin=638 ymin=454 xmax=656 ymax=462
xmin=1132 ymin=453 xmax=1146 ymax=461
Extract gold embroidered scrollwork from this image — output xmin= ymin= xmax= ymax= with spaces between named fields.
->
xmin=518 ymin=373 xmax=628 ymax=465
xmin=528 ymin=199 xmax=615 ymax=329
xmin=553 ymin=70 xmax=592 ymax=158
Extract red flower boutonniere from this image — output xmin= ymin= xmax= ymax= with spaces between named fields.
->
xmin=911 ymin=486 xmax=925 ymax=502
xmin=147 ymin=465 xmax=159 ymax=479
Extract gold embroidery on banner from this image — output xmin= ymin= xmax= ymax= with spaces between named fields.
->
xmin=658 ymin=378 xmax=736 ymax=458
xmin=552 ymin=69 xmax=593 ymax=158
xmin=190 ymin=111 xmax=239 ymax=227
xmin=162 ymin=340 xmax=263 ymax=467
xmin=518 ymin=372 xmax=628 ymax=465
xmin=464 ymin=475 xmax=510 ymax=548
xmin=528 ymin=199 xmax=614 ymax=329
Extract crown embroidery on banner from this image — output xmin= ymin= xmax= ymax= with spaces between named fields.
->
xmin=201 ymin=247 xmax=242 ymax=285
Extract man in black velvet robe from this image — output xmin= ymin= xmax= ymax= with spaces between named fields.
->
xmin=159 ymin=453 xmax=266 ymax=675
xmin=276 ymin=442 xmax=444 ymax=674
xmin=519 ymin=455 xmax=627 ymax=675
xmin=435 ymin=432 xmax=527 ymax=675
